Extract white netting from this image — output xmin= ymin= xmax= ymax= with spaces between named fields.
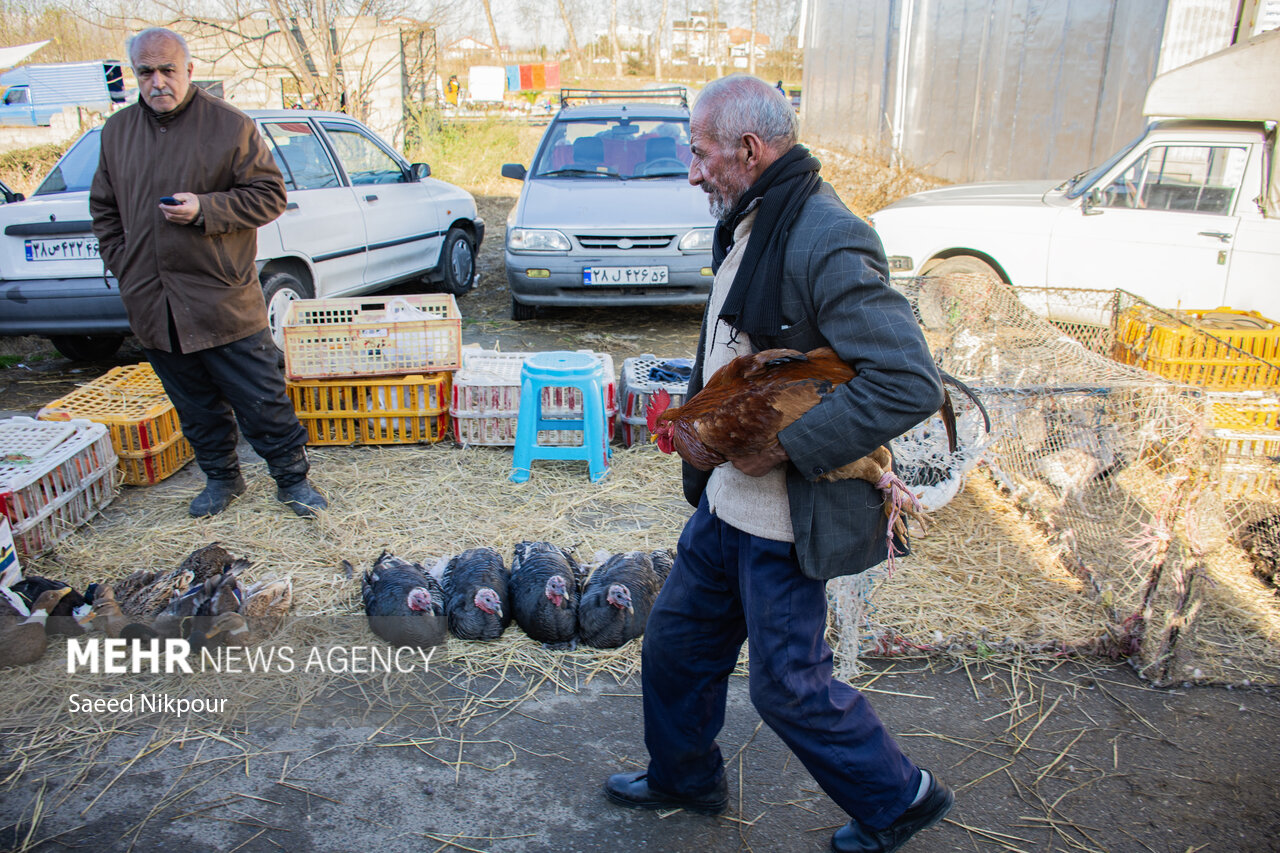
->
xmin=829 ymin=275 xmax=1280 ymax=686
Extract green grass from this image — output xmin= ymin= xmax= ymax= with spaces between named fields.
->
xmin=403 ymin=111 xmax=543 ymax=196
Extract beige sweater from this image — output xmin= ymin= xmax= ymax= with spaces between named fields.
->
xmin=702 ymin=209 xmax=793 ymax=542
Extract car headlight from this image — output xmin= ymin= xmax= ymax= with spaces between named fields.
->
xmin=507 ymin=228 xmax=571 ymax=252
xmin=678 ymin=227 xmax=715 ymax=252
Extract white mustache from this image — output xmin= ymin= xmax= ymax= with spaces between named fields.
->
xmin=149 ymin=89 xmax=173 ymax=98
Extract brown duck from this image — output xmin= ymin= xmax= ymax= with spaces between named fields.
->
xmin=0 ymin=587 xmax=72 ymax=667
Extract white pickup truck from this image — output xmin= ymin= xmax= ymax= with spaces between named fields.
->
xmin=869 ymin=30 xmax=1280 ymax=324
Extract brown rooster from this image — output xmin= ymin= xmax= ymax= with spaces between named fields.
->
xmin=646 ymin=347 xmax=957 ymax=559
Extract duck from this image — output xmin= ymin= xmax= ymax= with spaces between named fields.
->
xmin=86 ymin=583 xmax=130 ymax=638
xmin=510 ymin=541 xmax=583 ymax=650
xmin=10 ymin=576 xmax=92 ymax=637
xmin=361 ymin=552 xmax=447 ymax=650
xmin=0 ymin=587 xmax=71 ymax=667
xmin=112 ymin=543 xmax=237 ymax=620
xmin=578 ymin=550 xmax=669 ymax=649
xmin=433 ymin=548 xmax=511 ymax=641
xmin=241 ymin=577 xmax=292 ymax=639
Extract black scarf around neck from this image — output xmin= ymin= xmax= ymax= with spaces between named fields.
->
xmin=712 ymin=144 xmax=822 ymax=342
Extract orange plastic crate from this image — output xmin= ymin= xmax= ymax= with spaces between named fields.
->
xmin=287 ymin=373 xmax=451 ymax=445
xmin=282 ymin=295 xmax=462 ymax=380
xmin=37 ymin=363 xmax=194 ymax=485
xmin=1113 ymin=306 xmax=1280 ymax=391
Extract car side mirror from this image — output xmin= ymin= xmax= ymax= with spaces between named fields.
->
xmin=1082 ymin=187 xmax=1104 ymax=216
xmin=410 ymin=162 xmax=431 ymax=180
xmin=501 ymin=163 xmax=527 ymax=181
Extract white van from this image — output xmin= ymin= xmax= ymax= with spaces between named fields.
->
xmin=868 ymin=30 xmax=1280 ymax=324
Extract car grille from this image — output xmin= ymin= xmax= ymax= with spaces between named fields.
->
xmin=575 ymin=234 xmax=675 ymax=250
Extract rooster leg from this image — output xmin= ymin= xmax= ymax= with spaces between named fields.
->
xmin=877 ymin=470 xmax=926 ymax=574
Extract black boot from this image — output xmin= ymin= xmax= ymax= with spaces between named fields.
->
xmin=189 ymin=474 xmax=247 ymax=517
xmin=268 ymin=446 xmax=328 ymax=518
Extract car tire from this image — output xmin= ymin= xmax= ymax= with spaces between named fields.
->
xmin=49 ymin=334 xmax=124 ymax=362
xmin=918 ymin=256 xmax=1002 ymax=331
xmin=511 ymin=295 xmax=537 ymax=321
xmin=439 ymin=227 xmax=476 ymax=296
xmin=261 ymin=271 xmax=313 ymax=352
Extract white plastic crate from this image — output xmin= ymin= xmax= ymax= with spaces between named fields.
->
xmin=618 ymin=354 xmax=691 ymax=448
xmin=0 ymin=417 xmax=118 ymax=557
xmin=450 ymin=350 xmax=616 ymax=446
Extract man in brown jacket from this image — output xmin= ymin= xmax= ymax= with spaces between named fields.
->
xmin=90 ymin=27 xmax=327 ymax=518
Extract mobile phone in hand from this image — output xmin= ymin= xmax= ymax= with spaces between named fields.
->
xmin=159 ymin=196 xmax=180 ymax=205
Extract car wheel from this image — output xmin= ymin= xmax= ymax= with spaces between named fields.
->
xmin=49 ymin=334 xmax=124 ymax=362
xmin=918 ymin=256 xmax=1002 ymax=331
xmin=511 ymin=295 xmax=537 ymax=321
xmin=439 ymin=226 xmax=476 ymax=296
xmin=261 ymin=271 xmax=313 ymax=351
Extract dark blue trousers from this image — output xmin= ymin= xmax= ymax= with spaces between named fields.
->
xmin=641 ymin=497 xmax=920 ymax=830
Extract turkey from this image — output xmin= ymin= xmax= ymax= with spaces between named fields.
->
xmin=510 ymin=541 xmax=583 ymax=649
xmin=434 ymin=547 xmax=511 ymax=641
xmin=578 ymin=550 xmax=670 ymax=649
xmin=362 ymin=551 xmax=447 ymax=650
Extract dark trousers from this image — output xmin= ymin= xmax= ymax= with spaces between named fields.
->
xmin=641 ymin=497 xmax=920 ymax=831
xmin=144 ymin=328 xmax=308 ymax=482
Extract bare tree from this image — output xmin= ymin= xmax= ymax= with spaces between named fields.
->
xmin=654 ymin=0 xmax=668 ymax=81
xmin=748 ymin=0 xmax=758 ymax=75
xmin=712 ymin=0 xmax=722 ymax=76
xmin=556 ymin=0 xmax=582 ymax=76
xmin=478 ymin=0 xmax=501 ymax=61
xmin=609 ymin=0 xmax=621 ymax=78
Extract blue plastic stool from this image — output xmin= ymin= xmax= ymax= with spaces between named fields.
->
xmin=510 ymin=351 xmax=611 ymax=483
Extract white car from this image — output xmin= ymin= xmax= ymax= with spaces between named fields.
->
xmin=869 ymin=33 xmax=1280 ymax=325
xmin=0 ymin=109 xmax=484 ymax=359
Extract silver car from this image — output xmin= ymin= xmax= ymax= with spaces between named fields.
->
xmin=501 ymin=89 xmax=715 ymax=320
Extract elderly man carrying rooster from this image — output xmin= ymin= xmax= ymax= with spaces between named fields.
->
xmin=603 ymin=75 xmax=953 ymax=852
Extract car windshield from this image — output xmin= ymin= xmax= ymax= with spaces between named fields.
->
xmin=34 ymin=129 xmax=102 ymax=196
xmin=531 ymin=116 xmax=691 ymax=180
xmin=1060 ymin=127 xmax=1148 ymax=199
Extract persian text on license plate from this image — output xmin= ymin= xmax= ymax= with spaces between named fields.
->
xmin=583 ymin=265 xmax=669 ymax=285
xmin=25 ymin=237 xmax=100 ymax=262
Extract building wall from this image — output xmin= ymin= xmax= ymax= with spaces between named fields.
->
xmin=801 ymin=0 xmax=1245 ymax=184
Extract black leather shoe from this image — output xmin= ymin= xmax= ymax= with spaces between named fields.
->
xmin=189 ymin=475 xmax=246 ymax=517
xmin=831 ymin=771 xmax=953 ymax=853
xmin=604 ymin=771 xmax=727 ymax=815
xmin=276 ymin=479 xmax=327 ymax=517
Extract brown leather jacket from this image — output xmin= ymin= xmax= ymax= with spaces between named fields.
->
xmin=90 ymin=86 xmax=287 ymax=352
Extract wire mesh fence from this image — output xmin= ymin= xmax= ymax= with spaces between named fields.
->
xmin=830 ymin=275 xmax=1280 ymax=686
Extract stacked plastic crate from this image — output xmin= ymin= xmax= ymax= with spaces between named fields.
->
xmin=38 ymin=363 xmax=194 ymax=485
xmin=0 ymin=417 xmax=118 ymax=556
xmin=617 ymin=354 xmax=692 ymax=448
xmin=281 ymin=295 xmax=462 ymax=445
xmin=450 ymin=349 xmax=617 ymax=447
xmin=1113 ymin=304 xmax=1280 ymax=499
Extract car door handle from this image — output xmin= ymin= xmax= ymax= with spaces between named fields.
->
xmin=364 ymin=194 xmax=378 ymax=202
xmin=1198 ymin=230 xmax=1233 ymax=242
xmin=285 ymin=202 xmax=299 ymax=211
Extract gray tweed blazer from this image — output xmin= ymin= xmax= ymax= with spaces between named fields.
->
xmin=682 ymin=182 xmax=944 ymax=579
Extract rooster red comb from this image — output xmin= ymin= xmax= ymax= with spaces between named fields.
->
xmin=646 ymin=388 xmax=672 ymax=433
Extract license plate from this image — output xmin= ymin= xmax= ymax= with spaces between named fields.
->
xmin=25 ymin=236 xmax=99 ymax=262
xmin=583 ymin=265 xmax=669 ymax=285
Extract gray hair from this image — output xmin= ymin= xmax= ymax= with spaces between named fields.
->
xmin=695 ymin=74 xmax=797 ymax=152
xmin=128 ymin=28 xmax=191 ymax=66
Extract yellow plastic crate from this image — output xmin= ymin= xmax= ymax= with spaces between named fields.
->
xmin=1113 ymin=306 xmax=1280 ymax=391
xmin=1212 ymin=427 xmax=1280 ymax=500
xmin=282 ymin=295 xmax=462 ymax=380
xmin=287 ymin=373 xmax=451 ymax=445
xmin=37 ymin=363 xmax=194 ymax=485
xmin=1209 ymin=394 xmax=1280 ymax=431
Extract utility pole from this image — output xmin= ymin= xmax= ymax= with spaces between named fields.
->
xmin=748 ymin=0 xmax=758 ymax=75
xmin=610 ymin=0 xmax=622 ymax=78
xmin=712 ymin=0 xmax=723 ymax=77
